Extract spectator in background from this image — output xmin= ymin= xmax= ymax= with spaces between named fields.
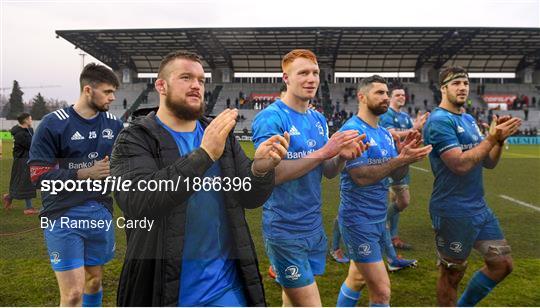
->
xmin=123 ymin=98 xmax=127 ymax=109
xmin=524 ymin=103 xmax=529 ymax=121
xmin=423 ymin=99 xmax=428 ymax=110
xmin=226 ymin=97 xmax=231 ymax=108
xmin=532 ymin=96 xmax=536 ymax=108
xmin=3 ymin=112 xmax=37 ymax=214
xmin=235 ymin=97 xmax=239 ymax=109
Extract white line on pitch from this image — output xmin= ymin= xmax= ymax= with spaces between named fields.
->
xmin=504 ymin=152 xmax=539 ymax=159
xmin=411 ymin=166 xmax=429 ymax=172
xmin=499 ymin=195 xmax=540 ymax=213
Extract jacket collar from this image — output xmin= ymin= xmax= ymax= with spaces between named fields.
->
xmin=132 ymin=109 xmax=212 ymax=142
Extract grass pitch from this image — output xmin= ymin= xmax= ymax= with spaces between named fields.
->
xmin=1 ymin=140 xmax=539 ymax=306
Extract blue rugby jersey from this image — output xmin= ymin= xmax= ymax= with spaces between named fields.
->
xmin=156 ymin=118 xmax=240 ymax=306
xmin=28 ymin=106 xmax=123 ymax=219
xmin=423 ymin=107 xmax=487 ymax=217
xmin=379 ymin=107 xmax=413 ymax=131
xmin=252 ymin=99 xmax=329 ymax=239
xmin=339 ymin=116 xmax=398 ymax=226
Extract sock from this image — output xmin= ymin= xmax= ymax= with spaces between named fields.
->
xmin=337 ymin=282 xmax=361 ymax=307
xmin=382 ymin=226 xmax=398 ymax=262
xmin=332 ymin=218 xmax=341 ymax=251
xmin=82 ymin=289 xmax=103 ymax=307
xmin=390 ymin=209 xmax=400 ymax=238
xmin=457 ymin=271 xmax=498 ymax=307
xmin=370 ymin=303 xmax=389 ymax=307
xmin=387 ymin=203 xmax=400 ymax=238
xmin=24 ymin=199 xmax=33 ymax=210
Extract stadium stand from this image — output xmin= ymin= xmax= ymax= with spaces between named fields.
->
xmin=51 ymin=27 xmax=540 ymax=137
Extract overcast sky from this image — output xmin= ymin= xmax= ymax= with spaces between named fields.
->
xmin=1 ymin=0 xmax=539 ymax=103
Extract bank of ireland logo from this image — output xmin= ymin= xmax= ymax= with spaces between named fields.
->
xmin=102 ymin=128 xmax=114 ymax=140
xmin=50 ymin=252 xmax=61 ymax=265
xmin=450 ymin=242 xmax=463 ymax=253
xmin=307 ymin=139 xmax=317 ymax=148
xmin=358 ymin=243 xmax=372 ymax=256
xmin=285 ymin=265 xmax=301 ymax=281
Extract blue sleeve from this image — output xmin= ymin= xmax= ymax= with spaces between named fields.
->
xmin=405 ymin=114 xmax=413 ymax=129
xmin=28 ymin=117 xmax=78 ymax=183
xmin=344 ymin=125 xmax=369 ymax=170
xmin=345 ymin=151 xmax=370 ymax=171
xmin=425 ymin=117 xmax=460 ymax=155
xmin=318 ymin=112 xmax=330 ymax=142
xmin=251 ymin=109 xmax=285 ymax=149
xmin=379 ymin=113 xmax=396 ymax=129
xmin=28 ymin=116 xmax=58 ymax=166
xmin=386 ymin=129 xmax=399 ymax=158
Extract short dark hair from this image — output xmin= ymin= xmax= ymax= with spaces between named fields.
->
xmin=79 ymin=63 xmax=120 ymax=92
xmin=17 ymin=112 xmax=31 ymax=124
xmin=357 ymin=75 xmax=387 ymax=93
xmin=157 ymin=50 xmax=202 ymax=79
xmin=390 ymin=87 xmax=405 ymax=96
xmin=439 ymin=66 xmax=469 ymax=87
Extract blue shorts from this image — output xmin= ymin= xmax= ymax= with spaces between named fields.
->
xmin=264 ymin=230 xmax=327 ymax=288
xmin=340 ymin=221 xmax=385 ymax=263
xmin=43 ymin=202 xmax=115 ymax=271
xmin=431 ymin=208 xmax=504 ymax=260
xmin=388 ymin=172 xmax=410 ymax=186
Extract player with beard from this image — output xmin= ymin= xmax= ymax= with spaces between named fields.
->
xmin=111 ymin=50 xmax=289 ymax=306
xmin=28 ymin=63 xmax=122 ymax=306
xmin=379 ymin=87 xmax=429 ymax=251
xmin=336 ymin=75 xmax=432 ymax=307
xmin=423 ymin=67 xmax=521 ymax=306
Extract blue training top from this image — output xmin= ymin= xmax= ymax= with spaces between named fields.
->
xmin=423 ymin=107 xmax=488 ymax=217
xmin=252 ymin=99 xmax=329 ymax=239
xmin=156 ymin=117 xmax=241 ymax=306
xmin=28 ymin=106 xmax=123 ymax=219
xmin=339 ymin=115 xmax=398 ymax=226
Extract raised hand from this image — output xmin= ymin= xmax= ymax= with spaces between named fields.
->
xmin=252 ymin=132 xmax=290 ymax=175
xmin=487 ymin=115 xmax=522 ymax=142
xmin=413 ymin=111 xmax=430 ymax=131
xmin=320 ymin=130 xmax=359 ymax=159
xmin=79 ymin=156 xmax=110 ymax=180
xmin=394 ymin=130 xmax=423 ymax=153
xmin=338 ymin=133 xmax=367 ymax=160
xmin=200 ymin=109 xmax=238 ymax=161
xmin=397 ymin=143 xmax=432 ymax=165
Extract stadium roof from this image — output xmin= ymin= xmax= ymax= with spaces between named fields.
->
xmin=56 ymin=27 xmax=540 ymax=74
